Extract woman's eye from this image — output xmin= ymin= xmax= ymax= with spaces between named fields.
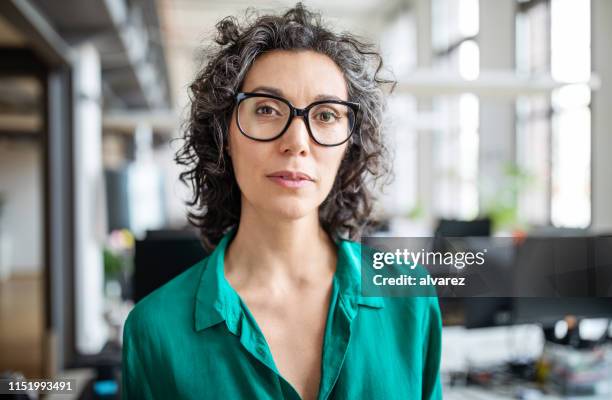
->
xmin=256 ymin=105 xmax=277 ymax=115
xmin=317 ymin=111 xmax=338 ymax=122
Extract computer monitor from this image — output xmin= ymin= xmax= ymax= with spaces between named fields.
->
xmin=463 ymin=235 xmax=612 ymax=328
xmin=132 ymin=229 xmax=208 ymax=303
xmin=434 ymin=218 xmax=496 ymax=327
xmin=435 ymin=218 xmax=491 ymax=237
xmin=511 ymin=234 xmax=612 ymax=326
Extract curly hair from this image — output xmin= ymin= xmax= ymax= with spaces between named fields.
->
xmin=175 ymin=2 xmax=396 ymax=252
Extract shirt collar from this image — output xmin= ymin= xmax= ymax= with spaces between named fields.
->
xmin=194 ymin=226 xmax=384 ymax=333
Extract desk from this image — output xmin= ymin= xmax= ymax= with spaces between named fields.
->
xmin=443 ymin=385 xmax=611 ymax=400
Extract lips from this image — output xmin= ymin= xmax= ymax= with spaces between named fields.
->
xmin=265 ymin=170 xmax=314 ymax=181
xmin=266 ymin=170 xmax=314 ymax=189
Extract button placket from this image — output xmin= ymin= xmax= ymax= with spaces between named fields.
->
xmin=238 ymin=313 xmax=278 ymax=373
xmin=318 ymin=293 xmax=356 ymax=400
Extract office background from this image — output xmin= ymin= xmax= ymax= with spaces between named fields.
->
xmin=0 ymin=0 xmax=611 ymax=398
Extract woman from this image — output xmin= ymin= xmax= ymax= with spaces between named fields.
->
xmin=122 ymin=3 xmax=442 ymax=399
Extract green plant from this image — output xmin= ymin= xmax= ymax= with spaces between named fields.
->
xmin=482 ymin=163 xmax=534 ymax=232
xmin=406 ymin=202 xmax=425 ymax=220
xmin=103 ymin=248 xmax=124 ymax=280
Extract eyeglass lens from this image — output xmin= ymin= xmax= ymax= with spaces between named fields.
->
xmin=237 ymin=96 xmax=355 ymax=145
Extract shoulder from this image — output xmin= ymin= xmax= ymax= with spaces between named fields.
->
xmin=123 ymin=256 xmax=209 ymax=338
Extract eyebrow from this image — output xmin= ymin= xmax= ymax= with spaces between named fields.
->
xmin=247 ymin=85 xmax=346 ymax=102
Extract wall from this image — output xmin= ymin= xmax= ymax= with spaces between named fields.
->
xmin=0 ymin=138 xmax=42 ymax=275
xmin=591 ymin=0 xmax=612 ymax=233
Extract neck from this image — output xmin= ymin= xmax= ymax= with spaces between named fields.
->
xmin=224 ymin=201 xmax=338 ymax=292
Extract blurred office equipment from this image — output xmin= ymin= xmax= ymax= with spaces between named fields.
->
xmin=104 ymin=168 xmax=131 ymax=232
xmin=435 ymin=225 xmax=612 ymax=329
xmin=435 ymin=218 xmax=492 ymax=237
xmin=445 ymin=322 xmax=612 ymax=399
xmin=442 ymin=234 xmax=612 ymax=399
xmin=513 ymin=235 xmax=612 ymax=325
xmin=74 ymin=341 xmax=122 ymax=400
xmin=461 ymin=239 xmax=612 ymax=329
xmin=132 ymin=229 xmax=207 ymax=303
xmin=434 ymin=218 xmax=498 ymax=327
xmin=537 ymin=334 xmax=611 ymax=397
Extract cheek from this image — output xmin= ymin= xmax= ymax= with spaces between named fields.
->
xmin=228 ymin=130 xmax=262 ymax=188
xmin=228 ymin=121 xmax=251 ymax=184
xmin=316 ymin=148 xmax=347 ymax=195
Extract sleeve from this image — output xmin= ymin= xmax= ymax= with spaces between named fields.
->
xmin=421 ymin=296 xmax=443 ymax=400
xmin=122 ymin=312 xmax=155 ymax=400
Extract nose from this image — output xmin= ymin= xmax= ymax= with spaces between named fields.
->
xmin=278 ymin=114 xmax=311 ymax=156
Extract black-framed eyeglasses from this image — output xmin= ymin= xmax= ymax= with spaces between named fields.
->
xmin=234 ymin=92 xmax=360 ymax=147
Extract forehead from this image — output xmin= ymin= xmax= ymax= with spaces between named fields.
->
xmin=240 ymin=50 xmax=348 ymax=103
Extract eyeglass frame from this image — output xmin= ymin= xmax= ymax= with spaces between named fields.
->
xmin=234 ymin=91 xmax=361 ymax=147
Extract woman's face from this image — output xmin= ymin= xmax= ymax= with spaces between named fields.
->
xmin=227 ymin=49 xmax=349 ymax=222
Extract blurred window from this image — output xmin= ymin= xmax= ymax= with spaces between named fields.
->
xmin=515 ymin=0 xmax=591 ymax=228
xmin=431 ymin=0 xmax=480 ymax=220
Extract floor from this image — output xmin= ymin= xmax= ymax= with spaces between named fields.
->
xmin=0 ymin=272 xmax=44 ymax=378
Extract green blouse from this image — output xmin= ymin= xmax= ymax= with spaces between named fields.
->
xmin=122 ymin=227 xmax=443 ymax=399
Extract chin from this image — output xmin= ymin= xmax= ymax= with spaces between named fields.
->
xmin=265 ymin=198 xmax=317 ymax=221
